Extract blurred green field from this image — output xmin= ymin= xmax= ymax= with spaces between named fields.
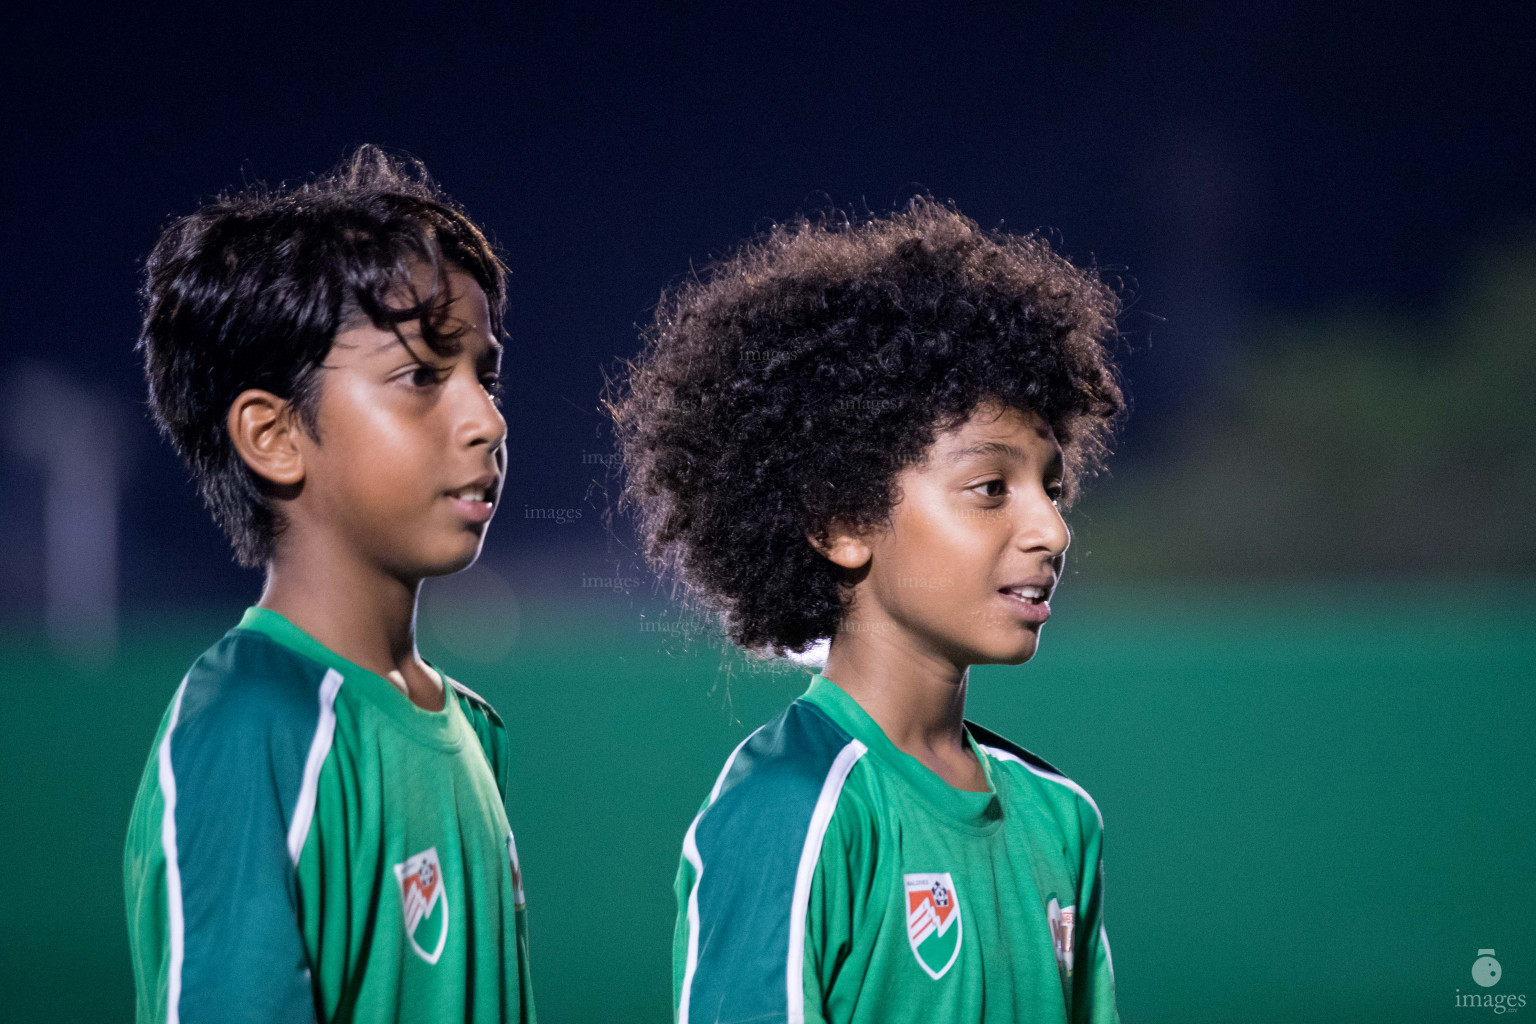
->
xmin=2 ymin=579 xmax=1531 ymax=1023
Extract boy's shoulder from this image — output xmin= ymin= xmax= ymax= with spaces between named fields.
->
xmin=967 ymin=719 xmax=1105 ymax=834
xmin=684 ymin=699 xmax=872 ymax=908
xmin=688 ymin=697 xmax=884 ymax=872
xmin=145 ymin=627 xmax=342 ymax=852
xmin=705 ymin=697 xmax=865 ymax=816
xmin=173 ymin=624 xmax=340 ymax=745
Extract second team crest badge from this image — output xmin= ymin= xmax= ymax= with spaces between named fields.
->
xmin=1046 ymin=896 xmax=1077 ymax=979
xmin=905 ymin=872 xmax=963 ymax=979
xmin=394 ymin=847 xmax=450 ymax=964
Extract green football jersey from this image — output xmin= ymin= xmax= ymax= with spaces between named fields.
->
xmin=673 ymin=674 xmax=1120 ymax=1024
xmin=123 ymin=606 xmax=535 ymax=1024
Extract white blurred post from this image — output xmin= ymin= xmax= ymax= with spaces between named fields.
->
xmin=8 ymin=363 xmax=119 ymax=662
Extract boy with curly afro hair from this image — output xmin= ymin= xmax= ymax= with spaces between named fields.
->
xmin=610 ymin=197 xmax=1126 ymax=1024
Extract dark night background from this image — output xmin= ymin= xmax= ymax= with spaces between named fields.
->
xmin=5 ymin=0 xmax=1533 ymax=605
xmin=2 ymin=3 xmax=1533 ymax=1022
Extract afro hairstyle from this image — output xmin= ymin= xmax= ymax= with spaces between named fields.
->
xmin=609 ymin=197 xmax=1124 ymax=655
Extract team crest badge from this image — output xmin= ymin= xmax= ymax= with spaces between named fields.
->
xmin=394 ymin=847 xmax=449 ymax=964
xmin=1046 ymin=896 xmax=1076 ymax=980
xmin=905 ymin=873 xmax=963 ymax=979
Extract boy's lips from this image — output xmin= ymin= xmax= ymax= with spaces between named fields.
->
xmin=997 ymin=577 xmax=1054 ymax=624
xmin=445 ymin=474 xmax=498 ymax=524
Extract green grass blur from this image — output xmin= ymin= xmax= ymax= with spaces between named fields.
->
xmin=1 ymin=579 xmax=1531 ymax=1022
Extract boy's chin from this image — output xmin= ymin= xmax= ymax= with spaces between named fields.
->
xmin=415 ymin=541 xmax=486 ymax=579
xmin=971 ymin=632 xmax=1042 ymax=667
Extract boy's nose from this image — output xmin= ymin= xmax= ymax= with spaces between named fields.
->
xmin=456 ymin=384 xmax=507 ymax=451
xmin=1018 ymin=498 xmax=1070 ymax=557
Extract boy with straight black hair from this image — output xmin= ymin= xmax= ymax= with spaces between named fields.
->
xmin=124 ymin=146 xmax=535 ymax=1023
xmin=610 ymin=198 xmax=1126 ymax=1024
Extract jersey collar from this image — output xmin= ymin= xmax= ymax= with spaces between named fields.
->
xmin=233 ymin=605 xmax=466 ymax=750
xmin=801 ymin=673 xmax=1003 ymax=832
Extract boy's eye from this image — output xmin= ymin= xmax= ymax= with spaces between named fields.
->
xmin=407 ymin=364 xmax=446 ymax=387
xmin=972 ymin=479 xmax=1007 ymax=499
xmin=481 ymin=374 xmax=504 ymax=403
xmin=1045 ymin=482 xmax=1064 ymax=503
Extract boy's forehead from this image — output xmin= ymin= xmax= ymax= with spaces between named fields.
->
xmin=354 ymin=267 xmax=496 ymax=348
xmin=937 ymin=406 xmax=1057 ymax=457
xmin=333 ymin=299 xmax=501 ymax=360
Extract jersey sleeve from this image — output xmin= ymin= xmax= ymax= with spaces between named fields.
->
xmin=672 ymin=711 xmax=867 ymax=1024
xmin=124 ymin=643 xmax=334 ymax=1024
xmin=1070 ymin=796 xmax=1121 ymax=1024
xmin=673 ymin=775 xmax=815 ymax=1024
xmin=678 ymin=796 xmax=869 ymax=1024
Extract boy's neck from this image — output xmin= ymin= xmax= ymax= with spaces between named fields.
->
xmin=257 ymin=537 xmax=444 ymax=711
xmin=821 ymin=618 xmax=986 ymax=792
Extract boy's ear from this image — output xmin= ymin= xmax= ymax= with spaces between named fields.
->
xmin=227 ymin=389 xmax=306 ymax=486
xmin=806 ymin=524 xmax=872 ymax=570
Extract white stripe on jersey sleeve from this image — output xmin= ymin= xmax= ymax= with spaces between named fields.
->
xmin=787 ymin=739 xmax=867 ymax=1024
xmin=156 ymin=677 xmax=190 ymax=1024
xmin=678 ymin=724 xmax=769 ymax=1024
xmin=286 ymin=668 xmax=343 ymax=864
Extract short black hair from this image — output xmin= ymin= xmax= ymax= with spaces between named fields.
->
xmin=138 ymin=145 xmax=507 ymax=568
xmin=609 ymin=197 xmax=1125 ymax=655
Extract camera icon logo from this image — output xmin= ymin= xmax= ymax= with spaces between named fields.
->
xmin=1472 ymin=949 xmax=1502 ymax=988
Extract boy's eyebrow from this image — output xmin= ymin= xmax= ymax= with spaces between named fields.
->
xmin=945 ymin=440 xmax=1067 ymax=475
xmin=367 ymin=329 xmax=501 ymax=360
xmin=371 ymin=336 xmax=415 ymax=355
xmin=945 ymin=441 xmax=1026 ymax=464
